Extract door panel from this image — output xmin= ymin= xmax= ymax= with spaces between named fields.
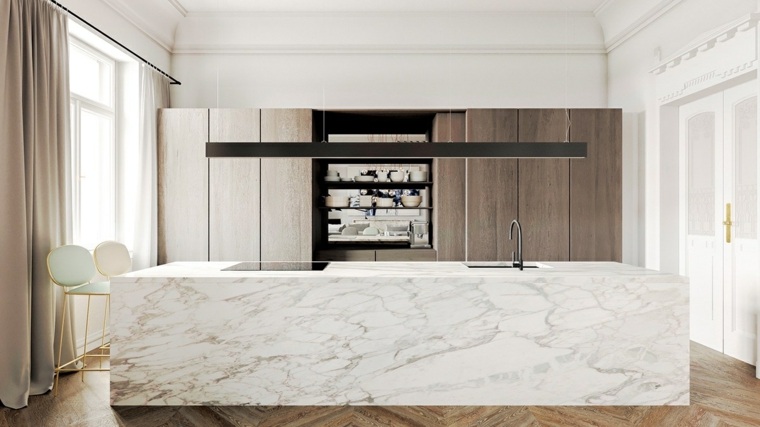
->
xmin=681 ymin=94 xmax=723 ymax=352
xmin=723 ymin=82 xmax=758 ymax=364
xmin=680 ymin=79 xmax=759 ymax=364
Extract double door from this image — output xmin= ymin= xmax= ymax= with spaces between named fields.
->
xmin=681 ymin=80 xmax=759 ymax=364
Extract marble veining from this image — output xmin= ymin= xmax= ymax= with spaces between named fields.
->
xmin=110 ymin=262 xmax=689 ymax=406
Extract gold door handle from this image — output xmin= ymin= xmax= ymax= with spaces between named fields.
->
xmin=723 ymin=203 xmax=732 ymax=243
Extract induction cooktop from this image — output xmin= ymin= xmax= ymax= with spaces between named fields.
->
xmin=221 ymin=261 xmax=331 ymax=271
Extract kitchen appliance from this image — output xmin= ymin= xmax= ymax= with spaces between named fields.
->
xmin=409 ymin=220 xmax=431 ymax=248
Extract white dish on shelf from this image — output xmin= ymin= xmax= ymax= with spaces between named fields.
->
xmin=324 ymin=176 xmax=340 ymax=182
xmin=341 ymin=177 xmax=353 ymax=182
xmin=409 ymin=171 xmax=427 ymax=182
xmin=376 ymin=198 xmax=394 ymax=208
xmin=355 ymin=175 xmax=375 ymax=182
xmin=362 ymin=227 xmax=380 ymax=236
xmin=325 ymin=196 xmax=349 ymax=207
xmin=401 ymin=195 xmax=422 ymax=207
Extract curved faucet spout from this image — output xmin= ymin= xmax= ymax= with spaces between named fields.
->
xmin=509 ymin=219 xmax=523 ymax=270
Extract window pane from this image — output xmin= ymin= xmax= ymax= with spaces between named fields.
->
xmin=69 ymin=43 xmax=112 ymax=106
xmin=77 ymin=108 xmax=114 ymax=248
xmin=687 ymin=112 xmax=715 ymax=236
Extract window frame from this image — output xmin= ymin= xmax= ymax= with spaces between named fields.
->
xmin=69 ymin=36 xmax=118 ymax=249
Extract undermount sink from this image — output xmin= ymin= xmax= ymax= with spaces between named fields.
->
xmin=462 ymin=262 xmax=549 ymax=269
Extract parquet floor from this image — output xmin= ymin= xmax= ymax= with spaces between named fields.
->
xmin=2 ymin=342 xmax=760 ymax=426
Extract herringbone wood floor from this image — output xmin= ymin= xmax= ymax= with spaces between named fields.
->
xmin=2 ymin=342 xmax=760 ymax=426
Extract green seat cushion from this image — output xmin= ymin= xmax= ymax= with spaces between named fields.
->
xmin=67 ymin=281 xmax=110 ymax=295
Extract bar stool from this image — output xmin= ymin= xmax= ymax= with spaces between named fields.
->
xmin=92 ymin=240 xmax=131 ymax=368
xmin=47 ymin=245 xmax=110 ymax=396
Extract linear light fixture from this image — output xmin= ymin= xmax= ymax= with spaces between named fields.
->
xmin=205 ymin=142 xmax=587 ymax=159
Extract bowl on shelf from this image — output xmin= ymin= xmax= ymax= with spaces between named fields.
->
xmin=341 ymin=177 xmax=353 ymax=182
xmin=324 ymin=176 xmax=340 ymax=182
xmin=326 ymin=169 xmax=339 ymax=177
xmin=341 ymin=226 xmax=358 ymax=236
xmin=325 ymin=196 xmax=349 ymax=207
xmin=409 ymin=171 xmax=427 ymax=182
xmin=376 ymin=198 xmax=394 ymax=208
xmin=389 ymin=171 xmax=405 ymax=182
xmin=362 ymin=227 xmax=380 ymax=236
xmin=355 ymin=175 xmax=375 ymax=182
xmin=401 ymin=195 xmax=422 ymax=207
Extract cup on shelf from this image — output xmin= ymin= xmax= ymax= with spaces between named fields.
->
xmin=409 ymin=171 xmax=427 ymax=182
xmin=376 ymin=171 xmax=389 ymax=182
xmin=389 ymin=171 xmax=405 ymax=182
xmin=326 ymin=169 xmax=338 ymax=177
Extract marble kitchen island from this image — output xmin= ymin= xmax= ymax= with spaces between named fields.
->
xmin=110 ymin=261 xmax=689 ymax=406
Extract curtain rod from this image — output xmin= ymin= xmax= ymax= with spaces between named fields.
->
xmin=49 ymin=0 xmax=181 ymax=85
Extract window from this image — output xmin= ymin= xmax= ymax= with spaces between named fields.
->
xmin=69 ymin=38 xmax=116 ymax=249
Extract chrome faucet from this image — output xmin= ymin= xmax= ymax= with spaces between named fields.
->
xmin=509 ymin=219 xmax=523 ymax=270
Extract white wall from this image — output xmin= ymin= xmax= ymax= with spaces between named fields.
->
xmin=606 ymin=0 xmax=757 ymax=270
xmin=170 ymin=13 xmax=608 ymax=108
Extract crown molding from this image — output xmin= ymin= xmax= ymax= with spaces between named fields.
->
xmin=100 ymin=0 xmax=174 ymax=52
xmin=650 ymin=13 xmax=759 ymax=75
xmin=181 ymin=10 xmax=597 ymax=19
xmin=168 ymin=0 xmax=188 ymax=17
xmin=604 ymin=0 xmax=684 ymax=53
xmin=593 ymin=0 xmax=617 ymax=16
xmin=172 ymin=43 xmax=607 ymax=55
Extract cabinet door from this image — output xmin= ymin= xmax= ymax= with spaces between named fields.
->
xmin=466 ymin=109 xmax=518 ymax=261
xmin=375 ymin=249 xmax=438 ymax=262
xmin=518 ymin=109 xmax=570 ymax=261
xmin=261 ymin=109 xmax=313 ymax=262
xmin=314 ymin=250 xmax=375 ymax=262
xmin=570 ymin=109 xmax=622 ymax=261
xmin=209 ymin=109 xmax=261 ymax=262
xmin=432 ymin=113 xmax=466 ymax=261
xmin=157 ymin=109 xmax=208 ymax=264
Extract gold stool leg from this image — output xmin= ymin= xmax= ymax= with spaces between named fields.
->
xmin=99 ymin=294 xmax=109 ymax=369
xmin=82 ymin=295 xmax=92 ymax=382
xmin=54 ymin=292 xmax=67 ymax=397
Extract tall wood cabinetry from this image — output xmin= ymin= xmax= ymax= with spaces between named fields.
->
xmin=158 ymin=108 xmax=313 ymax=264
xmin=157 ymin=109 xmax=209 ymax=264
xmin=432 ymin=108 xmax=622 ymax=262
xmin=466 ymin=109 xmax=519 ymax=261
xmin=260 ymin=109 xmax=313 ymax=262
xmin=208 ymin=109 xmax=261 ymax=262
xmin=569 ymin=109 xmax=622 ymax=261
xmin=518 ymin=109 xmax=570 ymax=261
xmin=431 ymin=113 xmax=466 ymax=261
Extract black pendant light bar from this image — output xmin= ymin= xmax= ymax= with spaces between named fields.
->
xmin=206 ymin=142 xmax=587 ymax=159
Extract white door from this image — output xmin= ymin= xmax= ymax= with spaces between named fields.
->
xmin=681 ymin=79 xmax=759 ymax=364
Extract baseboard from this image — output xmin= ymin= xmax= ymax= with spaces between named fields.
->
xmin=76 ymin=327 xmax=110 ymax=355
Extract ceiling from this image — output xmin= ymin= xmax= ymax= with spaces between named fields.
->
xmin=171 ymin=0 xmax=609 ymax=14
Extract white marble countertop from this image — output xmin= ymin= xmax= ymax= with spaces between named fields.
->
xmin=110 ymin=261 xmax=689 ymax=406
xmin=115 ymin=261 xmax=681 ymax=281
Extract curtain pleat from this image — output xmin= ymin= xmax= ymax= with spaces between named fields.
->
xmin=132 ymin=65 xmax=171 ymax=270
xmin=0 ymin=0 xmax=75 ymax=409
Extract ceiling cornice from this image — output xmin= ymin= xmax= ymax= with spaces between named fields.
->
xmin=602 ymin=0 xmax=684 ymax=53
xmin=100 ymin=0 xmax=174 ymax=52
xmin=172 ymin=43 xmax=607 ymax=55
xmin=181 ymin=10 xmax=597 ymax=19
xmin=167 ymin=0 xmax=188 ymax=17
xmin=592 ymin=0 xmax=616 ymax=17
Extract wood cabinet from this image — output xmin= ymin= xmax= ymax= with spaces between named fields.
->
xmin=157 ymin=109 xmax=209 ymax=264
xmin=570 ymin=109 xmax=622 ymax=261
xmin=466 ymin=109 xmax=518 ymax=261
xmin=518 ymin=109 xmax=570 ymax=261
xmin=432 ymin=113 xmax=466 ymax=261
xmin=208 ymin=109 xmax=261 ymax=262
xmin=260 ymin=109 xmax=313 ymax=262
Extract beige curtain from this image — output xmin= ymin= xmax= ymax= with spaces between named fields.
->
xmin=0 ymin=0 xmax=75 ymax=409
xmin=131 ymin=65 xmax=171 ymax=270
